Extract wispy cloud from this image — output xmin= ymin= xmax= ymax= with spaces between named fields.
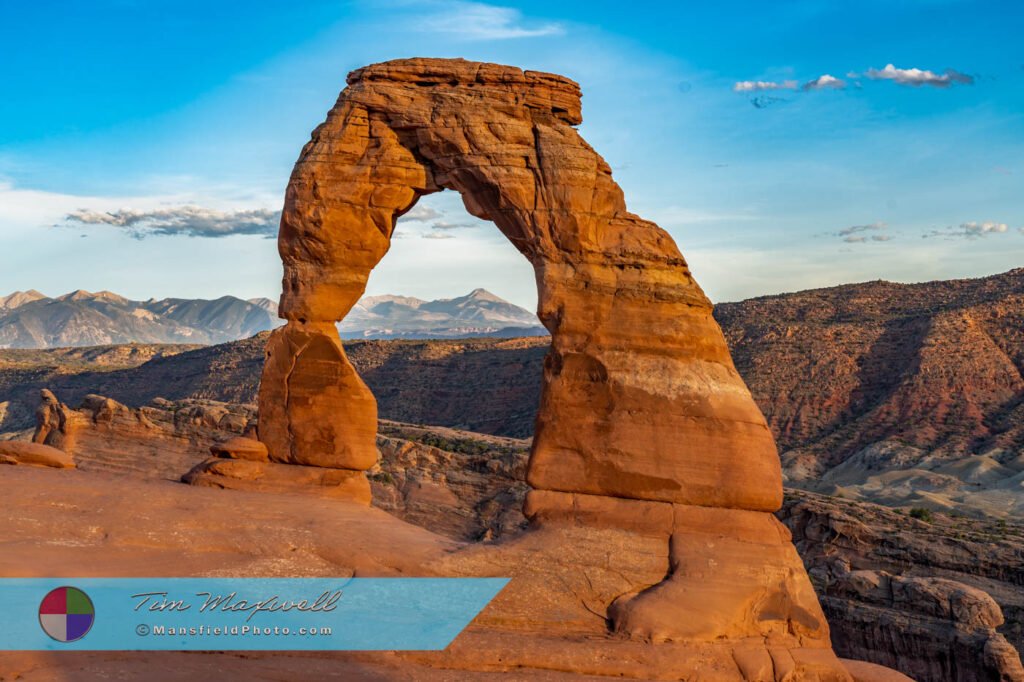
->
xmin=862 ymin=64 xmax=974 ymax=88
xmin=838 ymin=222 xmax=886 ymax=237
xmin=750 ymin=95 xmax=791 ymax=109
xmin=396 ymin=203 xmax=479 ymax=237
xmin=432 ymin=220 xmax=477 ymax=230
xmin=419 ymin=2 xmax=563 ymax=40
xmin=923 ymin=221 xmax=1010 ymax=239
xmin=62 ymin=206 xmax=280 ymax=239
xmin=835 ymin=222 xmax=891 ymax=243
xmin=803 ymin=74 xmax=845 ymax=91
xmin=844 ymin=234 xmax=892 ymax=243
xmin=399 ymin=205 xmax=443 ymax=222
xmin=733 ymin=80 xmax=798 ymax=92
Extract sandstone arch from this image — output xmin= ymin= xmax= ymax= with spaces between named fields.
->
xmin=260 ymin=58 xmax=781 ymax=510
xmin=257 ymin=59 xmax=854 ymax=679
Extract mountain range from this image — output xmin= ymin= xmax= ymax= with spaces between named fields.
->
xmin=0 ymin=290 xmax=279 ymax=348
xmin=0 ymin=288 xmax=544 ymax=348
xmin=339 ymin=288 xmax=544 ymax=339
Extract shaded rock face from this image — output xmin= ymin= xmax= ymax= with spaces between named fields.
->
xmin=781 ymin=492 xmax=1024 ymax=681
xmin=716 ymin=269 xmax=1024 ymax=518
xmin=257 ymin=58 xmax=843 ymax=677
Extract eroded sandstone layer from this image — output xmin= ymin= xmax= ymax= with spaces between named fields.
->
xmin=254 ymin=58 xmax=852 ymax=678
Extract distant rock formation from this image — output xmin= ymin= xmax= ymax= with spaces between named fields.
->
xmin=781 ymin=492 xmax=1024 ymax=681
xmin=716 ymin=267 xmax=1024 ymax=517
xmin=256 ymin=57 xmax=853 ymax=679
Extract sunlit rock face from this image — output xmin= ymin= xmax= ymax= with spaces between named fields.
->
xmin=261 ymin=58 xmax=781 ymax=509
xmin=256 ymin=58 xmax=859 ymax=680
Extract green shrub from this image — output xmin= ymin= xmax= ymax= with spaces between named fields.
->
xmin=909 ymin=507 xmax=934 ymax=523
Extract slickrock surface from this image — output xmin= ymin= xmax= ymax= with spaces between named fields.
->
xmin=0 ymin=465 xmax=853 ymax=682
xmin=183 ymin=457 xmax=372 ymax=504
xmin=34 ymin=393 xmax=255 ymax=480
xmin=253 ymin=57 xmax=846 ymax=678
xmin=4 ymin=389 xmax=1013 ymax=679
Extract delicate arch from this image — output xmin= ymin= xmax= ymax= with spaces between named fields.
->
xmin=258 ymin=58 xmax=782 ymax=512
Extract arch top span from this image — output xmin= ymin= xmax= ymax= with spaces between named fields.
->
xmin=260 ymin=57 xmax=783 ymax=512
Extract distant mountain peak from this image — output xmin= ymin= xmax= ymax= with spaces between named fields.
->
xmin=247 ymin=297 xmax=279 ymax=315
xmin=463 ymin=288 xmax=505 ymax=302
xmin=339 ymin=289 xmax=543 ymax=340
xmin=359 ymin=294 xmax=428 ymax=309
xmin=57 ymin=289 xmax=130 ymax=304
xmin=0 ymin=290 xmax=48 ymax=310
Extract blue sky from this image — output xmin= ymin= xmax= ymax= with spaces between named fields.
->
xmin=1 ymin=0 xmax=1022 ymax=308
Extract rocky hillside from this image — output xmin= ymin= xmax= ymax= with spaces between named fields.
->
xmin=0 ymin=290 xmax=279 ymax=348
xmin=338 ymin=288 xmax=545 ymax=339
xmin=0 ymin=334 xmax=548 ymax=438
xmin=2 ymin=268 xmax=1021 ymax=518
xmin=715 ymin=267 xmax=1024 ymax=516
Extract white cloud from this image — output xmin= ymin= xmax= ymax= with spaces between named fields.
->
xmin=399 ymin=204 xmax=443 ymax=222
xmin=422 ymin=231 xmax=455 ymax=240
xmin=803 ymin=74 xmax=845 ymax=91
xmin=63 ymin=206 xmax=280 ymax=239
xmin=733 ymin=80 xmax=799 ymax=92
xmin=432 ymin=220 xmax=478 ymax=230
xmin=924 ymin=221 xmax=1010 ymax=239
xmin=419 ymin=2 xmax=563 ymax=40
xmin=863 ymin=64 xmax=974 ymax=88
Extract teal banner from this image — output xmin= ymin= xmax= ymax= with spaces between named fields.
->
xmin=0 ymin=577 xmax=508 ymax=651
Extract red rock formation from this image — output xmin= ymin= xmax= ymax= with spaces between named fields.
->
xmin=263 ymin=58 xmax=781 ymax=511
xmin=32 ymin=388 xmax=83 ymax=451
xmin=0 ymin=441 xmax=74 ymax=468
xmin=209 ymin=436 xmax=269 ymax=461
xmin=256 ymin=58 xmax=853 ymax=679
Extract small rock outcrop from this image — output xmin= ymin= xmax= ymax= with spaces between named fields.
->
xmin=209 ymin=436 xmax=269 ymax=461
xmin=33 ymin=388 xmax=83 ymax=451
xmin=0 ymin=441 xmax=74 ymax=468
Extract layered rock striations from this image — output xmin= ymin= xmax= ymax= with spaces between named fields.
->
xmin=781 ymin=491 xmax=1024 ymax=681
xmin=256 ymin=58 xmax=852 ymax=678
